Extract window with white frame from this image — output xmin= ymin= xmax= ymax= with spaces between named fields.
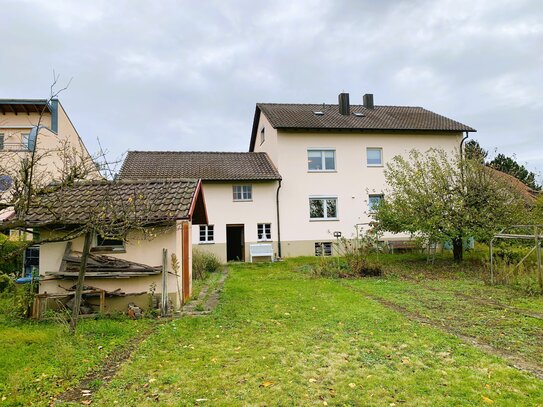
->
xmin=199 ymin=225 xmax=214 ymax=243
xmin=309 ymin=197 xmax=338 ymax=220
xmin=233 ymin=185 xmax=252 ymax=201
xmin=308 ymin=149 xmax=336 ymax=171
xmin=366 ymin=147 xmax=383 ymax=166
xmin=260 ymin=127 xmax=265 ymax=145
xmin=315 ymin=242 xmax=333 ymax=256
xmin=368 ymin=194 xmax=384 ymax=212
xmin=257 ymin=223 xmax=272 ymax=241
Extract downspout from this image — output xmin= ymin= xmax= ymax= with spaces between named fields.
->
xmin=459 ymin=131 xmax=469 ymax=161
xmin=276 ymin=180 xmax=282 ymax=258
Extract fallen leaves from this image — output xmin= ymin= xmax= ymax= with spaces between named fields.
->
xmin=260 ymin=381 xmax=275 ymax=388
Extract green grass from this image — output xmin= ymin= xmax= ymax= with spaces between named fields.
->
xmin=0 ymin=296 xmax=152 ymax=406
xmin=90 ymin=259 xmax=543 ymax=406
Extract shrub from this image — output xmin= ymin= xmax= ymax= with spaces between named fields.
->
xmin=0 ymin=236 xmax=25 ymax=275
xmin=310 ymin=228 xmax=384 ymax=278
xmin=192 ymin=249 xmax=222 ymax=280
xmin=0 ymin=274 xmax=14 ymax=293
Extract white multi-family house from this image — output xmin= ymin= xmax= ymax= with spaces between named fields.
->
xmin=119 ymin=93 xmax=475 ymax=260
xmin=119 ymin=151 xmax=281 ymax=262
xmin=250 ymin=92 xmax=475 ymax=257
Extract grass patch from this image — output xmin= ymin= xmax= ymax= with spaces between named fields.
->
xmin=91 ymin=259 xmax=543 ymax=405
xmin=0 ymin=309 xmax=153 ymax=406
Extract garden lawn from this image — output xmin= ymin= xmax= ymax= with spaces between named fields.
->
xmin=0 ymin=297 xmax=153 ymax=406
xmin=92 ymin=260 xmax=543 ymax=406
xmin=342 ymin=254 xmax=543 ymax=372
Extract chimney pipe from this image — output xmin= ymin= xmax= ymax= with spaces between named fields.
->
xmin=363 ymin=93 xmax=374 ymax=109
xmin=338 ymin=93 xmax=350 ymax=115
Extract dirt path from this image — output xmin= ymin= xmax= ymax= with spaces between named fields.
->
xmin=342 ymin=283 xmax=543 ymax=381
xmin=179 ymin=267 xmax=228 ymax=317
xmin=54 ymin=270 xmax=228 ymax=405
xmin=54 ymin=326 xmax=156 ymax=405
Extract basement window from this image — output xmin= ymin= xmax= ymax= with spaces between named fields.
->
xmin=315 ymin=242 xmax=333 ymax=256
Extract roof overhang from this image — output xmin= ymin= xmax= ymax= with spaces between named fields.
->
xmin=0 ymin=99 xmax=52 ymax=116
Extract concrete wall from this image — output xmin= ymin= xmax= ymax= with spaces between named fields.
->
xmin=38 ymin=223 xmax=190 ymax=312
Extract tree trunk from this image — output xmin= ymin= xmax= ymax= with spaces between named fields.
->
xmin=69 ymin=229 xmax=93 ymax=333
xmin=452 ymin=237 xmax=463 ymax=262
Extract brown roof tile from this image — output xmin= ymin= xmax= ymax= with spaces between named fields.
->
xmin=119 ymin=151 xmax=281 ymax=181
xmin=258 ymin=103 xmax=476 ymax=132
xmin=23 ymin=179 xmax=200 ymax=226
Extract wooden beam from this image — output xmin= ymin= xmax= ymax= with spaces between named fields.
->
xmin=7 ymin=105 xmax=16 ymax=115
xmin=20 ymin=104 xmax=28 ymax=115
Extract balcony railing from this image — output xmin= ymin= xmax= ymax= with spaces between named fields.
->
xmin=0 ymin=142 xmax=31 ymax=152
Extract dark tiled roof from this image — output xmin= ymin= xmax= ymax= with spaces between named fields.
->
xmin=257 ymin=103 xmax=476 ymax=132
xmin=23 ymin=179 xmax=200 ymax=226
xmin=119 ymin=151 xmax=281 ymax=181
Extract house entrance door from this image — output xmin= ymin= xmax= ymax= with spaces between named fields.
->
xmin=226 ymin=225 xmax=244 ymax=261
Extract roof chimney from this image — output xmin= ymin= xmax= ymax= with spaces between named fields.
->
xmin=338 ymin=92 xmax=350 ymax=115
xmin=363 ymin=93 xmax=374 ymax=109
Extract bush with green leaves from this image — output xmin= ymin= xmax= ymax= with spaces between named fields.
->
xmin=192 ymin=249 xmax=222 ymax=280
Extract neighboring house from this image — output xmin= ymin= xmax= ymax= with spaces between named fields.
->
xmin=119 ymin=152 xmax=281 ymax=262
xmin=0 ymin=98 xmax=99 ymax=205
xmin=0 ymin=98 xmax=100 ymax=280
xmin=11 ymin=178 xmax=207 ymax=314
xmin=250 ymin=93 xmax=476 ymax=257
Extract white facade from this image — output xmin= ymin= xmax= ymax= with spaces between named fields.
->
xmin=252 ymin=115 xmax=463 ymax=257
xmin=192 ymin=181 xmax=279 ymax=262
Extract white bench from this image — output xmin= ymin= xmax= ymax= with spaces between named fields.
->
xmin=249 ymin=243 xmax=274 ymax=263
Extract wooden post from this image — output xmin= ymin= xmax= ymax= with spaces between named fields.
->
xmin=99 ymin=290 xmax=105 ymax=314
xmin=70 ymin=230 xmax=93 ymax=332
xmin=182 ymin=222 xmax=190 ymax=303
xmin=161 ymin=248 xmax=168 ymax=316
xmin=536 ymin=226 xmax=542 ymax=293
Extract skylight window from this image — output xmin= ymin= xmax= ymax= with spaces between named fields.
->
xmin=313 ymin=111 xmax=324 ymax=116
xmin=353 ymin=112 xmax=365 ymax=117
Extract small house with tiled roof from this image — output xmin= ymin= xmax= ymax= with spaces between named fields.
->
xmin=120 ymin=151 xmax=281 ymax=262
xmin=13 ymin=178 xmax=207 ymax=315
xmin=250 ymin=93 xmax=476 ymax=257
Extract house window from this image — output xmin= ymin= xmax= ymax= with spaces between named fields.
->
xmin=308 ymin=149 xmax=336 ymax=171
xmin=309 ymin=197 xmax=338 ymax=220
xmin=315 ymin=242 xmax=333 ymax=256
xmin=0 ymin=175 xmax=13 ymax=192
xmin=257 ymin=223 xmax=272 ymax=241
xmin=260 ymin=127 xmax=265 ymax=145
xmin=96 ymin=234 xmax=125 ymax=249
xmin=233 ymin=185 xmax=252 ymax=201
xmin=199 ymin=225 xmax=214 ymax=243
xmin=0 ymin=134 xmax=4 ymax=150
xmin=367 ymin=148 xmax=383 ymax=166
xmin=368 ymin=194 xmax=384 ymax=212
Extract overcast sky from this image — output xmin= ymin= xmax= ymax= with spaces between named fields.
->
xmin=2 ymin=0 xmax=542 ymax=179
